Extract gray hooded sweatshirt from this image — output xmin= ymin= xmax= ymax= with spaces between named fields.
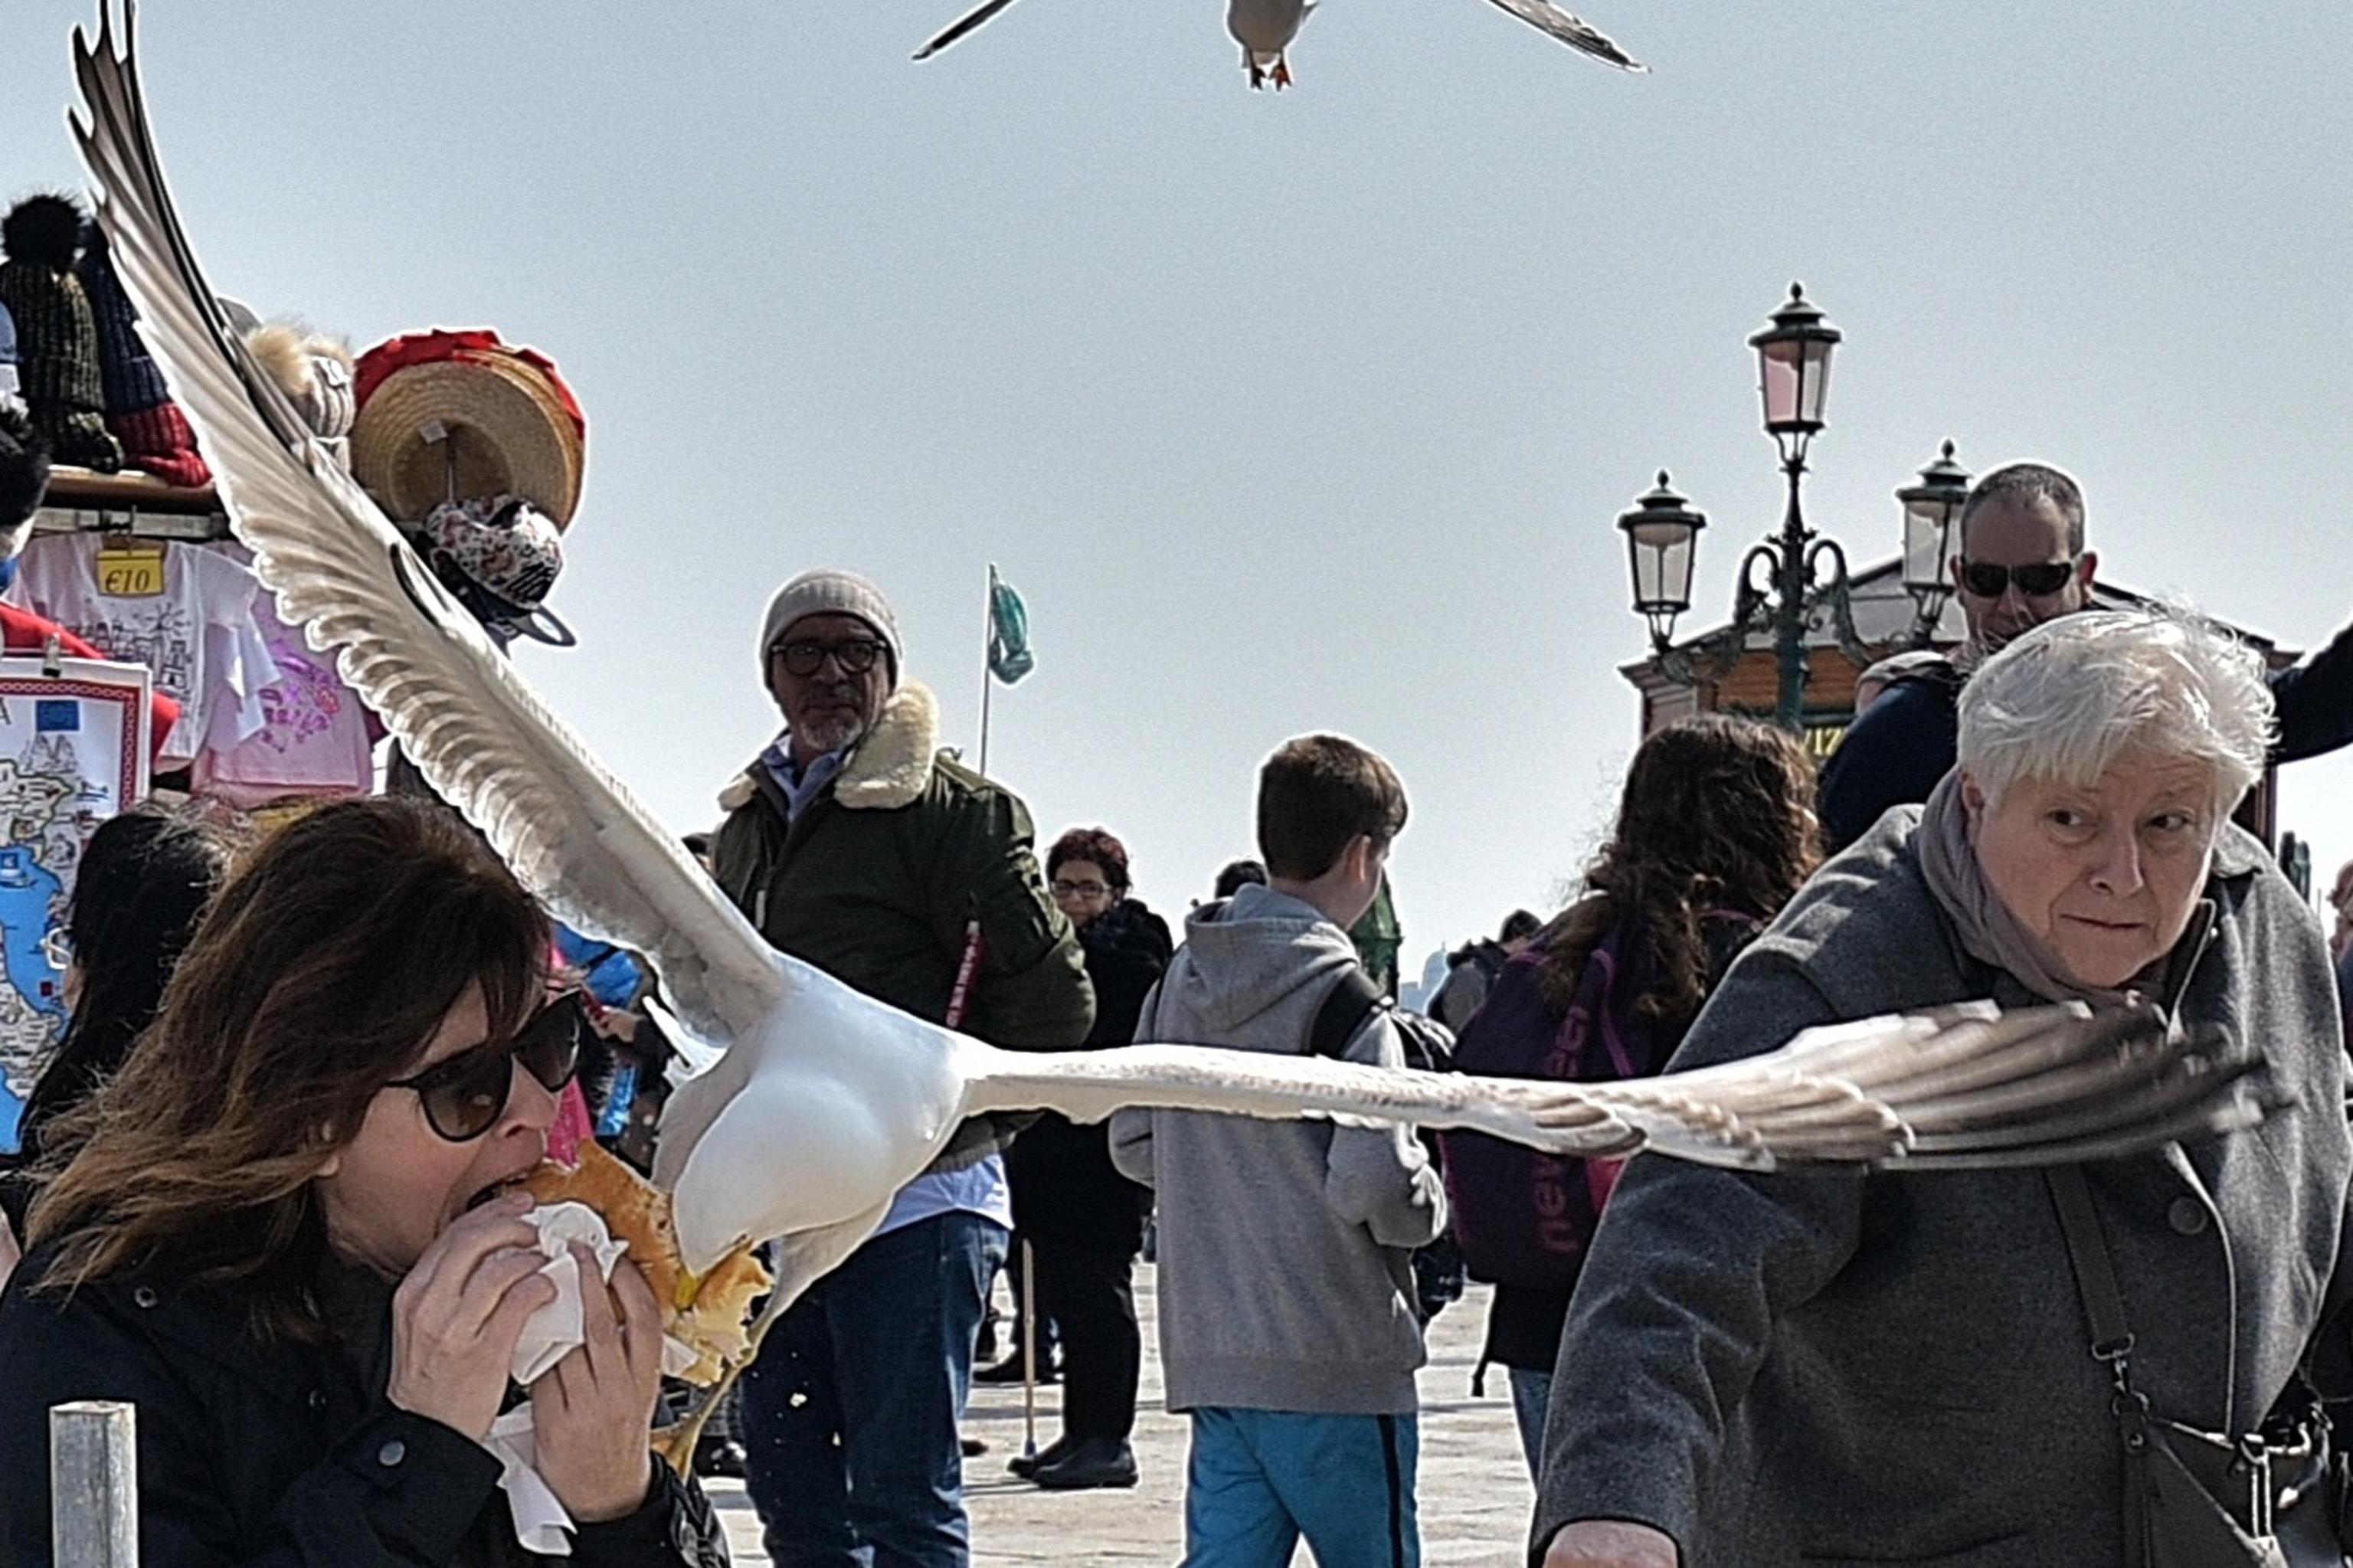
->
xmin=1110 ymin=883 xmax=1448 ymax=1416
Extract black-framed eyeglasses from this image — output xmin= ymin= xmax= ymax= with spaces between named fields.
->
xmin=771 ymin=638 xmax=885 ymax=679
xmin=1959 ymin=559 xmax=2077 ymax=599
xmin=1052 ymin=879 xmax=1113 ymax=899
xmin=389 ymin=992 xmax=584 ymax=1142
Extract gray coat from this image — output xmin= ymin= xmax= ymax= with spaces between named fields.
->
xmin=1533 ymin=809 xmax=2352 ymax=1568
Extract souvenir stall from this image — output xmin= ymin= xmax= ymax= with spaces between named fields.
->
xmin=0 ymin=188 xmax=601 ymax=1144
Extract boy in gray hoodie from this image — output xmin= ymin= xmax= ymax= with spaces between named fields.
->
xmin=1111 ymin=734 xmax=1447 ymax=1568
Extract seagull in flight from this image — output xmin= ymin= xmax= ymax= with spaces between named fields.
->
xmin=916 ymin=0 xmax=1647 ymax=89
xmin=71 ymin=0 xmax=2260 ymax=1456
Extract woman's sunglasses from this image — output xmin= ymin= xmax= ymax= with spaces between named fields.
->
xmin=390 ymin=992 xmax=584 ymax=1142
xmin=1959 ymin=558 xmax=2076 ymax=598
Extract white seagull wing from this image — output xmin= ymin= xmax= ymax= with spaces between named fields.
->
xmin=1474 ymin=0 xmax=1647 ymax=70
xmin=915 ymin=0 xmax=1031 ymax=59
xmin=68 ymin=2 xmax=785 ymax=1047
xmin=965 ymin=1043 xmax=1780 ymax=1168
xmin=966 ymin=1003 xmax=2264 ymax=1173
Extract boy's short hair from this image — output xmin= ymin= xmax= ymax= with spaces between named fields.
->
xmin=1256 ymin=735 xmax=1408 ymax=881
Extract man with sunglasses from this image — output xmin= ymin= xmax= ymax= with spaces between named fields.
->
xmin=710 ymin=568 xmax=1094 ymax=1568
xmin=1818 ymin=462 xmax=2353 ymax=852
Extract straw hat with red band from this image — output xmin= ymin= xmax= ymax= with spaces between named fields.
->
xmin=351 ymin=329 xmax=586 ymax=529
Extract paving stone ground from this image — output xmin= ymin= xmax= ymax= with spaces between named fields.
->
xmin=705 ymin=1267 xmax=1535 ymax=1566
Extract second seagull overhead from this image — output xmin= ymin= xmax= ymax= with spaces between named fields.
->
xmin=915 ymin=0 xmax=1648 ymax=88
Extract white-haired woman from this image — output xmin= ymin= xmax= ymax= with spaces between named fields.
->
xmin=1537 ymin=609 xmax=2353 ymax=1568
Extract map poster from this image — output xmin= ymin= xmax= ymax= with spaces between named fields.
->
xmin=0 ymin=655 xmax=152 ymax=1115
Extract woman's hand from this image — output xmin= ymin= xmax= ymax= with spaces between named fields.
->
xmin=532 ymin=1247 xmax=663 ymax=1523
xmin=385 ymin=1193 xmax=552 ymax=1442
xmin=1544 ymin=1520 xmax=1680 ymax=1568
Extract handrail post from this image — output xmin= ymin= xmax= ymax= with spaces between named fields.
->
xmin=51 ymin=1400 xmax=138 ymax=1568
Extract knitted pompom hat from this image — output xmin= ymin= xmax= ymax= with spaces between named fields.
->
xmin=0 ymin=195 xmax=120 ymax=472
xmin=74 ymin=221 xmax=207 ymax=487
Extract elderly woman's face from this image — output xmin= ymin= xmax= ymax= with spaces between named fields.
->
xmin=313 ymin=985 xmax=560 ymax=1278
xmin=1965 ymin=754 xmax=2217 ymax=990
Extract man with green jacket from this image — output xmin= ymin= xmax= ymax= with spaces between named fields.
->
xmin=715 ymin=568 xmax=1093 ymax=1568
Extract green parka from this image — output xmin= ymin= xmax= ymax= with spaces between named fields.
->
xmin=710 ymin=683 xmax=1095 ymax=1170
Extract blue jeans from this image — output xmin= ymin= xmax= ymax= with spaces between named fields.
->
xmin=741 ymin=1212 xmax=1010 ymax=1568
xmin=1508 ymin=1368 xmax=1552 ymax=1483
xmin=1182 ymin=1406 xmax=1421 ymax=1568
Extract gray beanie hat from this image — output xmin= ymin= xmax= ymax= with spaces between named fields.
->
xmin=760 ymin=569 xmax=903 ymax=685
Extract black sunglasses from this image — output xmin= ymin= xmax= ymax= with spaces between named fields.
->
xmin=772 ymin=638 xmax=885 ymax=679
xmin=1959 ymin=559 xmax=2077 ymax=599
xmin=389 ymin=993 xmax=584 ymax=1142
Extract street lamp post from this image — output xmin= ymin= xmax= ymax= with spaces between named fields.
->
xmin=1746 ymin=283 xmax=1846 ymax=731
xmin=1622 ymin=283 xmax=1882 ymax=734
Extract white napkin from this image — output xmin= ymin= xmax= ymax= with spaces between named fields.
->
xmin=485 ymin=1200 xmax=629 ymax=1555
xmin=485 ymin=1407 xmax=577 ymax=1556
xmin=512 ymin=1202 xmax=630 ymax=1386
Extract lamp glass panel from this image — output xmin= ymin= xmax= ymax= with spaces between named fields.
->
xmin=1628 ymin=519 xmax=1695 ymax=612
xmin=1901 ymin=497 xmax=1949 ymax=592
xmin=1758 ymin=341 xmax=1803 ymax=428
xmin=1798 ymin=339 xmax=1834 ymax=425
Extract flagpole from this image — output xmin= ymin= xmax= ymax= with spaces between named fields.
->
xmin=979 ymin=563 xmax=997 ymax=777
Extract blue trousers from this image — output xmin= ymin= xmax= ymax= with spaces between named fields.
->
xmin=741 ymin=1212 xmax=1009 ymax=1568
xmin=1508 ymin=1368 xmax=1552 ymax=1483
xmin=1182 ymin=1406 xmax=1422 ymax=1568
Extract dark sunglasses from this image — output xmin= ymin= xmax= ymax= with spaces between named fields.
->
xmin=1959 ymin=558 xmax=2077 ymax=599
xmin=389 ymin=993 xmax=584 ymax=1142
xmin=772 ymin=638 xmax=885 ymax=679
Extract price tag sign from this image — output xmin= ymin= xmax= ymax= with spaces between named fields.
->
xmin=94 ymin=540 xmax=167 ymax=598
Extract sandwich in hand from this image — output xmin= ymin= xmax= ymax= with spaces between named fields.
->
xmin=523 ymin=1141 xmax=770 ymax=1385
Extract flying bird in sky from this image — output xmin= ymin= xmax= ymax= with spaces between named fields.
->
xmin=916 ymin=0 xmax=1648 ymax=89
xmin=72 ymin=0 xmax=2260 ymax=1456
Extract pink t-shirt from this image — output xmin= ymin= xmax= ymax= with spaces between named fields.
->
xmin=192 ymin=565 xmax=377 ymax=806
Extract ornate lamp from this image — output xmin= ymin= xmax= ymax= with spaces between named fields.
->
xmin=1618 ymin=470 xmax=1706 ymax=650
xmin=1896 ymin=439 xmax=1972 ymax=644
xmin=1748 ymin=283 xmax=1841 ymax=460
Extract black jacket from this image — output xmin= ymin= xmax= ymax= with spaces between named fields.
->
xmin=1007 ymin=899 xmax=1173 ymax=1252
xmin=1819 ymin=620 xmax=2353 ymax=853
xmin=0 ymin=1246 xmax=725 ymax=1567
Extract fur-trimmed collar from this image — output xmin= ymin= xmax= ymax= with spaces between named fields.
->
xmin=718 ymin=682 xmax=939 ymax=815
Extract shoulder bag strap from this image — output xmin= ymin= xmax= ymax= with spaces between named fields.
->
xmin=2047 ymin=1166 xmax=2153 ymax=1566
xmin=1308 ymin=967 xmax=1388 ymax=1061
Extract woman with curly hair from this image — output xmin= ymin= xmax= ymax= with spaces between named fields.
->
xmin=1438 ymin=715 xmax=1821 ymax=1478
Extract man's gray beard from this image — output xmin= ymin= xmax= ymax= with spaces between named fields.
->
xmin=799 ymin=712 xmax=871 ymax=755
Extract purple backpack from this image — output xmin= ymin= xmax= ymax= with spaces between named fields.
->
xmin=1438 ymin=913 xmax=1751 ymax=1293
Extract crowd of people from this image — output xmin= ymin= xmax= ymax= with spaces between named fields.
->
xmin=0 ymin=451 xmax=2350 ymax=1568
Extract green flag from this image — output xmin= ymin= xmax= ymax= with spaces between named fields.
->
xmin=987 ymin=565 xmax=1035 ymax=686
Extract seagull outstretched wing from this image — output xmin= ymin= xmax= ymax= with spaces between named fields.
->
xmin=68 ymin=2 xmax=785 ymax=1049
xmin=967 ymin=1003 xmax=2266 ymax=1171
xmin=915 ymin=0 xmax=1030 ymax=59
xmin=1476 ymin=0 xmax=1646 ymax=70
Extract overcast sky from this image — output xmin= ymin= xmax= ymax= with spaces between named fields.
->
xmin=9 ymin=0 xmax=2353 ymax=974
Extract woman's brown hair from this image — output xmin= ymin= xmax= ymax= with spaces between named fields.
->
xmin=28 ymin=797 xmax=548 ymax=1338
xmin=1538 ymin=715 xmax=1821 ymax=1026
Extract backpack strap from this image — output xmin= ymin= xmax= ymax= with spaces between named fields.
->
xmin=1308 ymin=967 xmax=1388 ymax=1060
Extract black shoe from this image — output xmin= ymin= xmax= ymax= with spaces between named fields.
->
xmin=961 ymin=1436 xmax=989 ymax=1458
xmin=1008 ymin=1435 xmax=1074 ymax=1479
xmin=1033 ymin=1438 xmax=1138 ymax=1491
xmin=974 ymin=1355 xmax=1059 ymax=1386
